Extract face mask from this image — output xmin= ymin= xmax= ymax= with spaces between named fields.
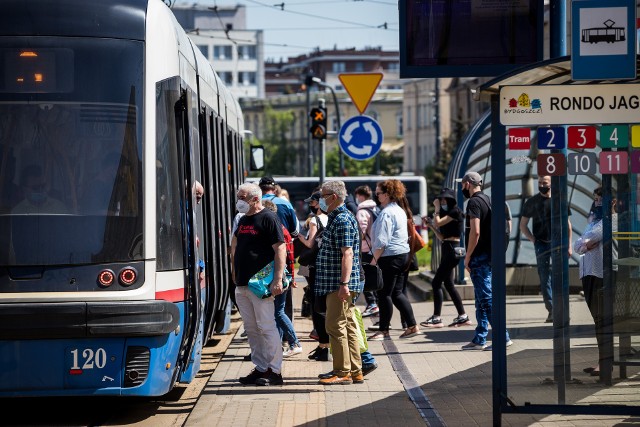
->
xmin=441 ymin=204 xmax=449 ymax=212
xmin=236 ymin=199 xmax=250 ymax=213
xmin=318 ymin=197 xmax=328 ymax=212
xmin=539 ymin=186 xmax=550 ymax=195
xmin=28 ymin=192 xmax=46 ymax=204
xmin=462 ymin=188 xmax=471 ymax=199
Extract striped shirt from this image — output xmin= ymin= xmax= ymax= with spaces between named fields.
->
xmin=314 ymin=204 xmax=362 ymax=296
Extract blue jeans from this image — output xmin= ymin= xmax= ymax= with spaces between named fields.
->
xmin=275 ymin=291 xmax=299 ymax=347
xmin=469 ymin=254 xmax=510 ymax=346
xmin=534 ymin=240 xmax=553 ymax=314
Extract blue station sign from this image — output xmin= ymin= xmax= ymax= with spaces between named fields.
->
xmin=571 ymin=0 xmax=636 ymax=80
xmin=338 ymin=115 xmax=384 ymax=161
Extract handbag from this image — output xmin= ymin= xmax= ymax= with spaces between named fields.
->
xmin=409 ymin=221 xmax=426 ymax=253
xmin=362 ymin=262 xmax=383 ymax=292
xmin=454 ymin=246 xmax=466 ymax=259
xmin=352 ymin=307 xmax=368 ymax=353
xmin=247 ymin=261 xmax=290 ymax=299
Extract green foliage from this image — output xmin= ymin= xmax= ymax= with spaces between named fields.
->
xmin=320 ymin=146 xmax=403 ymax=176
xmin=251 ymin=105 xmax=296 ymax=176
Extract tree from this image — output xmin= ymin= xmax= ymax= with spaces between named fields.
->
xmin=250 ymin=105 xmax=295 ymax=176
xmin=321 ymin=146 xmax=403 ymax=176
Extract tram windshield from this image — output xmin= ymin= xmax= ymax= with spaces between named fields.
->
xmin=0 ymin=38 xmax=143 ymax=266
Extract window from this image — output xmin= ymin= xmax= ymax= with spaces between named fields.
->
xmin=396 ymin=110 xmax=403 ymax=136
xmin=332 ymin=62 xmax=346 ymax=73
xmin=239 ymin=45 xmax=256 ymax=59
xmin=218 ymin=71 xmax=233 ymax=85
xmin=240 ymin=72 xmax=256 ymax=85
xmin=213 ymin=45 xmax=232 ymax=60
xmin=354 ymin=62 xmax=364 ymax=72
xmin=406 ymin=106 xmax=412 ymax=130
xmin=197 ymin=44 xmax=208 ymax=58
xmin=387 ymin=62 xmax=399 ymax=72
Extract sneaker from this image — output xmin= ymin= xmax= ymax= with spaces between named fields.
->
xmin=362 ymin=362 xmax=378 ymax=376
xmin=319 ymin=374 xmax=352 ymax=385
xmin=283 ymin=344 xmax=303 ymax=358
xmin=238 ymin=368 xmax=267 ymax=385
xmin=484 ymin=340 xmax=513 ymax=351
xmin=368 ymin=331 xmax=389 ymax=341
xmin=240 ymin=330 xmax=247 ymax=338
xmin=367 ymin=320 xmax=381 ymax=332
xmin=362 ymin=305 xmax=379 ymax=318
xmin=545 ymin=314 xmax=553 ymax=323
xmin=309 ymin=329 xmax=319 ymax=341
xmin=461 ymin=342 xmax=487 ymax=351
xmin=448 ymin=315 xmax=472 ymax=327
xmin=256 ymin=369 xmax=284 ymax=386
xmin=420 ymin=316 xmax=444 ymax=328
xmin=308 ymin=346 xmax=329 ymax=361
xmin=243 ymin=354 xmax=252 ymax=361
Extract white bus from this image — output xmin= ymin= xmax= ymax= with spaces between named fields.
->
xmin=248 ymin=175 xmax=428 ymax=234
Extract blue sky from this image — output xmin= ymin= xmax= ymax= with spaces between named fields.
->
xmin=174 ymin=0 xmax=399 ymax=61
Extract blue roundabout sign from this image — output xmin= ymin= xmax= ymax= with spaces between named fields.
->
xmin=338 ymin=115 xmax=384 ymax=161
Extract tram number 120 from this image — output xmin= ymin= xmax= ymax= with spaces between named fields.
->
xmin=70 ymin=348 xmax=107 ymax=370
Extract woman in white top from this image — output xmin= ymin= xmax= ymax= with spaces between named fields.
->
xmin=368 ymin=179 xmax=419 ymax=341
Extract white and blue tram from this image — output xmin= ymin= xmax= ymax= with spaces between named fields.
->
xmin=0 ymin=0 xmax=244 ymax=396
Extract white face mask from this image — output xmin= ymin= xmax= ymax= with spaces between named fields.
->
xmin=236 ymin=199 xmax=250 ymax=213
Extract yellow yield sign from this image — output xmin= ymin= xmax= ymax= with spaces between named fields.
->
xmin=339 ymin=73 xmax=383 ymax=115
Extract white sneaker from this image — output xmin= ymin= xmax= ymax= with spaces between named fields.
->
xmin=283 ymin=344 xmax=303 ymax=357
xmin=461 ymin=342 xmax=487 ymax=351
xmin=483 ymin=340 xmax=513 ymax=351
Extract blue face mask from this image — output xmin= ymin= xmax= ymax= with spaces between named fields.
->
xmin=441 ymin=204 xmax=449 ymax=212
xmin=318 ymin=197 xmax=328 ymax=212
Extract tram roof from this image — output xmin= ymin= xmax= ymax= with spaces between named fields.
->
xmin=474 ymin=55 xmax=640 ymax=102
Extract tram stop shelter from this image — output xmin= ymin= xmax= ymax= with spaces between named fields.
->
xmin=472 ymin=55 xmax=640 ymax=423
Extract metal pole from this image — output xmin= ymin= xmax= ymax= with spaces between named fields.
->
xmin=313 ymin=78 xmax=343 ymax=176
xmin=550 ymin=0 xmax=569 ymax=403
xmin=434 ymin=78 xmax=440 ymax=161
xmin=319 ymin=98 xmax=326 ymax=184
xmin=306 ymin=79 xmax=313 ymax=176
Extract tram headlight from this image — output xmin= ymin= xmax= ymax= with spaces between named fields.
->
xmin=98 ymin=269 xmax=115 ymax=287
xmin=119 ymin=267 xmax=138 ymax=286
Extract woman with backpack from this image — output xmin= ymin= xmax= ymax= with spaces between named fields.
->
xmin=297 ymin=191 xmax=330 ymax=361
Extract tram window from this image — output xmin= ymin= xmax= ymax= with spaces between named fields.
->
xmin=1 ymin=48 xmax=73 ymax=93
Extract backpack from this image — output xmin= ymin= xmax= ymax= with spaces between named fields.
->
xmin=360 ymin=207 xmax=378 ymax=242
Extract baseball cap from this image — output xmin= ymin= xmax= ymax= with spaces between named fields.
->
xmin=258 ymin=175 xmax=276 ymax=186
xmin=304 ymin=192 xmax=321 ymax=203
xmin=455 ymin=171 xmax=482 ymax=186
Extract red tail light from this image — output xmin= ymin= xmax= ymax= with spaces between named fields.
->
xmin=119 ymin=267 xmax=138 ymax=286
xmin=98 ymin=269 xmax=115 ymax=287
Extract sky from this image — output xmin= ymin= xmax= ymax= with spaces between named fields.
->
xmin=173 ymin=0 xmax=400 ymax=61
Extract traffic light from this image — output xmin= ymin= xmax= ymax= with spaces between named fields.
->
xmin=309 ymin=106 xmax=327 ymax=140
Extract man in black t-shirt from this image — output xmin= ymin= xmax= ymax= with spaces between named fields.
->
xmin=231 ymin=182 xmax=286 ymax=386
xmin=520 ymin=175 xmax=572 ymax=323
xmin=459 ymin=172 xmax=512 ymax=351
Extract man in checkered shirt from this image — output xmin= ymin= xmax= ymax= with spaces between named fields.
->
xmin=314 ymin=180 xmax=363 ymax=385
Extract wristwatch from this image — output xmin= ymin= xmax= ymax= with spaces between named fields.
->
xmin=340 ymin=281 xmax=349 ymax=286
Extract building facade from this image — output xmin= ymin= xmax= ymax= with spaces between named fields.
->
xmin=171 ymin=4 xmax=265 ymax=99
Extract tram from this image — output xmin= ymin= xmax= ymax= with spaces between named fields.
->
xmin=0 ymin=0 xmax=244 ymax=396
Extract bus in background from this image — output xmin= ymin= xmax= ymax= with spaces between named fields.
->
xmin=247 ymin=175 xmax=428 ymax=235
